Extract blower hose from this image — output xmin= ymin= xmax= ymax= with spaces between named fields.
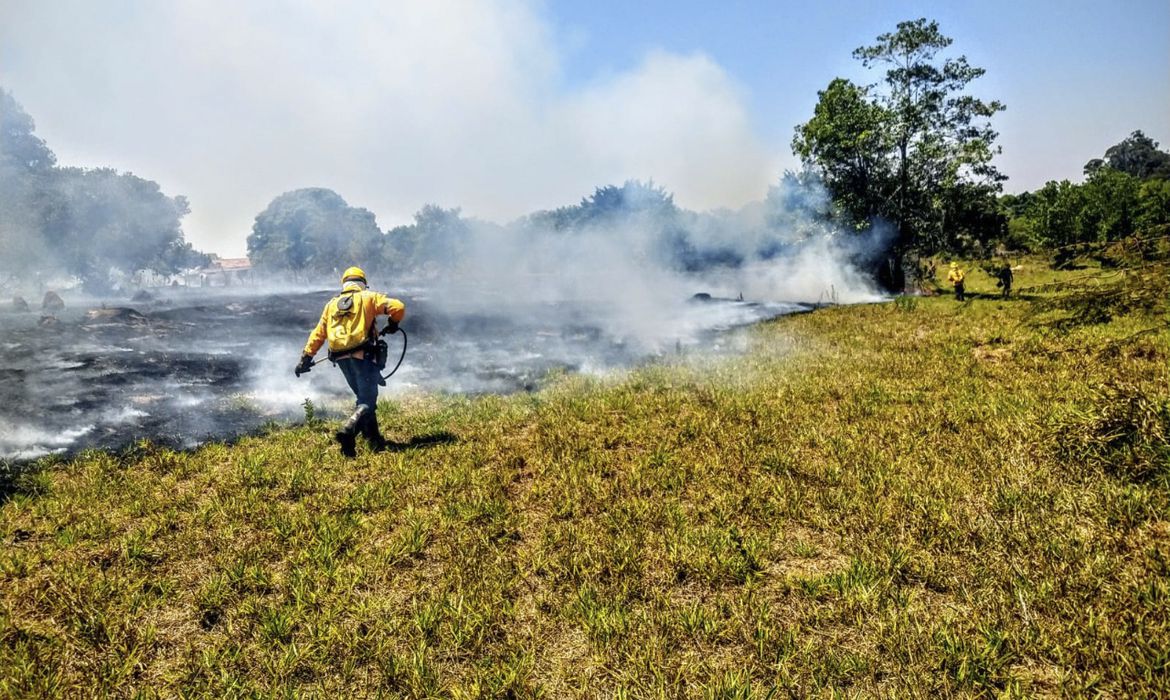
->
xmin=380 ymin=326 xmax=408 ymax=381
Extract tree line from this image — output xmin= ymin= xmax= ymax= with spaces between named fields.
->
xmin=246 ymin=182 xmax=715 ymax=280
xmin=250 ymin=18 xmax=1168 ymax=289
xmin=6 ymin=18 xmax=1168 ymax=294
xmin=244 ymin=176 xmax=873 ymax=285
xmin=791 ymin=18 xmax=1170 ymax=283
xmin=0 ymin=89 xmax=207 ymax=293
xmin=1001 ymin=131 xmax=1170 ymax=254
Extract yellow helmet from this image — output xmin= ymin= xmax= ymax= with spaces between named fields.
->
xmin=341 ymin=266 xmax=366 ymax=284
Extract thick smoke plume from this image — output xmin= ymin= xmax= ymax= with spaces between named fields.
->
xmin=0 ymin=1 xmax=776 ymax=254
xmin=408 ymin=177 xmax=884 ymax=354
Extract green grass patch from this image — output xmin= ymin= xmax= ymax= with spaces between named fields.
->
xmin=2 ymin=267 xmax=1168 ymax=696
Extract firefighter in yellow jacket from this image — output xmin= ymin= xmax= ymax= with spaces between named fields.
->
xmin=946 ymin=262 xmax=966 ymax=301
xmin=296 ymin=267 xmax=406 ymax=456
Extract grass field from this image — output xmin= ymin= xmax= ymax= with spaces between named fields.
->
xmin=1 ymin=262 xmax=1168 ymax=697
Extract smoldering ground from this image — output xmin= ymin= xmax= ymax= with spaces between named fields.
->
xmin=0 ymin=283 xmax=821 ymax=461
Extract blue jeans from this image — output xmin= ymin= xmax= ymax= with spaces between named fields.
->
xmin=337 ymin=357 xmax=380 ymax=413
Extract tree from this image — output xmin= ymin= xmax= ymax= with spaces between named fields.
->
xmin=852 ymin=18 xmax=1006 ymax=249
xmin=574 ymin=181 xmax=701 ymax=270
xmin=47 ymin=168 xmax=193 ymax=289
xmin=579 ymin=180 xmax=677 ymax=223
xmin=0 ymin=88 xmax=55 ymax=172
xmin=1136 ymin=178 xmax=1170 ymax=231
xmin=792 ymin=78 xmax=892 ymax=230
xmin=794 ymin=18 xmax=1006 ymax=268
xmin=384 ymin=205 xmax=471 ymax=271
xmin=1079 ymin=168 xmax=1140 ymax=242
xmin=1 ymin=88 xmax=202 ymax=290
xmin=1 ymin=89 xmax=57 ymax=285
xmin=1015 ymin=180 xmax=1085 ymax=250
xmin=158 ymin=239 xmax=211 ymax=272
xmin=247 ymin=188 xmax=384 ymax=276
xmin=1084 ymin=130 xmax=1170 ymax=180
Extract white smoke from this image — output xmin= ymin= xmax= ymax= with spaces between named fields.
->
xmin=0 ymin=421 xmax=94 ymax=460
xmin=725 ymin=243 xmax=885 ymax=305
xmin=0 ymin=0 xmax=776 ymax=255
xmin=410 ymin=177 xmax=884 ymax=357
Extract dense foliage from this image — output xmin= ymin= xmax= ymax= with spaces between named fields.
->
xmin=1084 ymin=130 xmax=1170 ymax=180
xmin=246 ymin=189 xmax=383 ymax=277
xmin=248 ymin=179 xmax=831 ymax=280
xmin=790 ymin=19 xmax=1170 ymax=278
xmin=384 ymin=205 xmax=477 ymax=275
xmin=518 ymin=181 xmax=712 ymax=270
xmin=793 ymin=19 xmax=1006 ymax=259
xmin=1001 ymin=134 xmax=1170 ymax=255
xmin=0 ymin=89 xmax=206 ymax=292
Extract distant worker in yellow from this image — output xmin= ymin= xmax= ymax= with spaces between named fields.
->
xmin=947 ymin=262 xmax=966 ymax=301
xmin=296 ymin=267 xmax=406 ymax=457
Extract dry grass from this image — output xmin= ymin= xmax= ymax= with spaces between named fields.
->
xmin=1 ymin=263 xmax=1168 ymax=697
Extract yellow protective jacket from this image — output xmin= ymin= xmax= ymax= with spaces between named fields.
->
xmin=303 ymin=282 xmax=406 ymax=358
xmin=947 ymin=267 xmax=965 ymax=284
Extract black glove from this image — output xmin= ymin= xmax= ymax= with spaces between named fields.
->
xmin=294 ymin=354 xmax=313 ymax=377
xmin=382 ymin=319 xmax=399 ymax=335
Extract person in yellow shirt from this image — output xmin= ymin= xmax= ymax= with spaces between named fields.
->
xmin=946 ymin=262 xmax=966 ymax=301
xmin=296 ymin=266 xmax=406 ymax=456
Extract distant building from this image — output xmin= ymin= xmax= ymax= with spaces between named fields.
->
xmin=187 ymin=256 xmax=254 ymax=287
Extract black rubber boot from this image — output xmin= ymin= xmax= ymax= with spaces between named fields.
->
xmin=335 ymin=431 xmax=357 ymax=458
xmin=335 ymin=406 xmax=367 ymax=458
xmin=361 ymin=412 xmax=387 ymax=453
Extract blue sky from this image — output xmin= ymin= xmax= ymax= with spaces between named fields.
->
xmin=547 ymin=0 xmax=1170 ymax=191
xmin=1 ymin=1 xmax=1166 ymax=254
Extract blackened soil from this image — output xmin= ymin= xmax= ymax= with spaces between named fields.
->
xmin=0 ymin=288 xmax=809 ymax=461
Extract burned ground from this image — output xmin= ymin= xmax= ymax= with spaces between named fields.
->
xmin=0 ymin=288 xmax=808 ymax=460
